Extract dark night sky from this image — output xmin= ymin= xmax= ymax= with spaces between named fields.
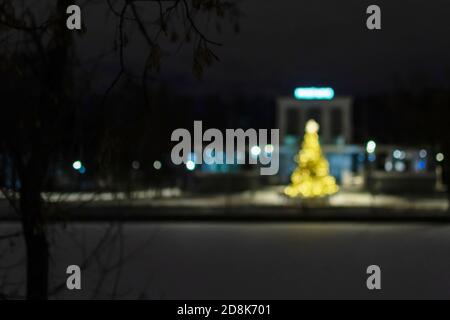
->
xmin=78 ymin=0 xmax=450 ymax=98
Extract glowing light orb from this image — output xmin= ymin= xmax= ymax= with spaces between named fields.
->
xmin=132 ymin=161 xmax=140 ymax=170
xmin=250 ymin=146 xmax=261 ymax=157
xmin=186 ymin=160 xmax=196 ymax=171
xmin=305 ymin=119 xmax=319 ymax=134
xmin=72 ymin=161 xmax=82 ymax=170
xmin=153 ymin=160 xmax=162 ymax=170
xmin=366 ymin=140 xmax=376 ymax=154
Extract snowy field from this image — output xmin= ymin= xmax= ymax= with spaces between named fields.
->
xmin=2 ymin=222 xmax=450 ymax=299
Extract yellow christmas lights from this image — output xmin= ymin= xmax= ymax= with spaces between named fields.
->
xmin=284 ymin=119 xmax=339 ymax=198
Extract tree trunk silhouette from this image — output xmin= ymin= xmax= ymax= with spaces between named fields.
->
xmin=20 ymin=178 xmax=48 ymax=299
xmin=20 ymin=0 xmax=71 ymax=299
xmin=19 ymin=149 xmax=50 ymax=300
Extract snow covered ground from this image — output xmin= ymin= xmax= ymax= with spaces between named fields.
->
xmin=2 ymin=186 xmax=448 ymax=210
xmin=1 ymin=187 xmax=448 ymax=221
xmin=3 ymin=222 xmax=450 ymax=299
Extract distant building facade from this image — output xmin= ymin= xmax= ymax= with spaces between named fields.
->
xmin=277 ymin=95 xmax=353 ymax=145
xmin=277 ymin=90 xmax=363 ymax=185
xmin=276 ymin=88 xmax=440 ymax=193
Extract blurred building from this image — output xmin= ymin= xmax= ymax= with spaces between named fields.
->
xmin=276 ymin=87 xmax=440 ymax=194
xmin=277 ymin=87 xmax=364 ymax=186
xmin=277 ymin=89 xmax=352 ymax=145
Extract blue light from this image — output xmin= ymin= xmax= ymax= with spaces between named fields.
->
xmin=188 ymin=152 xmax=197 ymax=163
xmin=79 ymin=166 xmax=86 ymax=174
xmin=368 ymin=154 xmax=376 ymax=162
xmin=294 ymin=87 xmax=334 ymax=100
xmin=417 ymin=160 xmax=426 ymax=171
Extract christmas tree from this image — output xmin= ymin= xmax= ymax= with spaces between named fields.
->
xmin=284 ymin=119 xmax=339 ymax=198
